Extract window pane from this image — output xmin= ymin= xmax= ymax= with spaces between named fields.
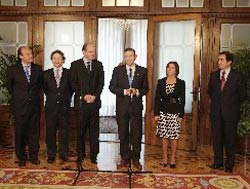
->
xmin=15 ymin=0 xmax=27 ymax=6
xmin=44 ymin=0 xmax=57 ymax=6
xmin=72 ymin=0 xmax=84 ymax=6
xmin=162 ymin=0 xmax=174 ymax=7
xmin=176 ymin=0 xmax=189 ymax=7
xmin=190 ymin=0 xmax=204 ymax=7
xmin=58 ymin=0 xmax=70 ymax=6
xmin=130 ymin=0 xmax=144 ymax=6
xmin=222 ymin=0 xmax=235 ymax=7
xmin=237 ymin=0 xmax=249 ymax=7
xmin=220 ymin=24 xmax=231 ymax=49
xmin=232 ymin=24 xmax=250 ymax=48
xmin=1 ymin=0 xmax=14 ymax=6
xmin=102 ymin=0 xmax=115 ymax=6
xmin=117 ymin=0 xmax=129 ymax=6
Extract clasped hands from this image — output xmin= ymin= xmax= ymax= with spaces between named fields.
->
xmin=124 ymin=88 xmax=138 ymax=96
xmin=83 ymin=94 xmax=96 ymax=103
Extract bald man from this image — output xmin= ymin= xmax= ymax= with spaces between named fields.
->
xmin=70 ymin=43 xmax=104 ymax=165
xmin=6 ymin=46 xmax=43 ymax=167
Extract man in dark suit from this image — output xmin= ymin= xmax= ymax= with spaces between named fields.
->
xmin=70 ymin=43 xmax=104 ymax=165
xmin=109 ymin=48 xmax=148 ymax=170
xmin=43 ymin=50 xmax=73 ymax=164
xmin=208 ymin=51 xmax=246 ymax=173
xmin=6 ymin=46 xmax=43 ymax=167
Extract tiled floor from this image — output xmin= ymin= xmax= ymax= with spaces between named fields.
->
xmin=0 ymin=133 xmax=249 ymax=180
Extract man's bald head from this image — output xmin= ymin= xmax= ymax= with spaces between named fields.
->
xmin=18 ymin=46 xmax=33 ymax=64
xmin=82 ymin=43 xmax=96 ymax=61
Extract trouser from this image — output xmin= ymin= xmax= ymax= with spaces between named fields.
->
xmin=117 ymin=107 xmax=142 ymax=161
xmin=46 ymin=109 xmax=69 ymax=159
xmin=77 ymin=104 xmax=99 ymax=161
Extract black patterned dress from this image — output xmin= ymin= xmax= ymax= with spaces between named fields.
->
xmin=156 ymin=84 xmax=180 ymax=139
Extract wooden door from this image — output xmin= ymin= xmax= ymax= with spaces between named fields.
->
xmin=145 ymin=14 xmax=201 ymax=151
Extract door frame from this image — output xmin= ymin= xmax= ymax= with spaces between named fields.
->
xmin=145 ymin=14 xmax=201 ymax=150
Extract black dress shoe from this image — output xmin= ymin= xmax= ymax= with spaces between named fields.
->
xmin=160 ymin=162 xmax=167 ymax=167
xmin=47 ymin=158 xmax=55 ymax=164
xmin=91 ymin=158 xmax=97 ymax=164
xmin=18 ymin=160 xmax=26 ymax=167
xmin=117 ymin=159 xmax=129 ymax=168
xmin=225 ymin=167 xmax=233 ymax=173
xmin=132 ymin=161 xmax=142 ymax=170
xmin=170 ymin=164 xmax=176 ymax=168
xmin=60 ymin=157 xmax=68 ymax=162
xmin=210 ymin=164 xmax=224 ymax=170
xmin=30 ymin=159 xmax=40 ymax=165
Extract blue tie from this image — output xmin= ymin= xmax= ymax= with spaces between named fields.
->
xmin=128 ymin=68 xmax=133 ymax=87
xmin=24 ymin=65 xmax=30 ymax=83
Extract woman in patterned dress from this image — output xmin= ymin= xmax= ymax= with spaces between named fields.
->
xmin=154 ymin=61 xmax=185 ymax=168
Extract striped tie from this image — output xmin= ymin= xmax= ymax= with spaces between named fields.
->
xmin=55 ymin=69 xmax=61 ymax=88
xmin=24 ymin=65 xmax=30 ymax=83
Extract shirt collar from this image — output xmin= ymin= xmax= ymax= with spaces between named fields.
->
xmin=21 ymin=62 xmax=31 ymax=68
xmin=83 ymin=57 xmax=92 ymax=64
xmin=126 ymin=63 xmax=136 ymax=71
xmin=53 ymin=66 xmax=63 ymax=71
xmin=220 ymin=67 xmax=231 ymax=76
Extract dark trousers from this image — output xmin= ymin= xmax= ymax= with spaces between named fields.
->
xmin=45 ymin=109 xmax=69 ymax=159
xmin=117 ymin=107 xmax=142 ymax=161
xmin=211 ymin=112 xmax=238 ymax=169
xmin=77 ymin=104 xmax=99 ymax=160
xmin=14 ymin=105 xmax=40 ymax=161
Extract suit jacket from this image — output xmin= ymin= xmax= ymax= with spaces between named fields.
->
xmin=154 ymin=77 xmax=185 ymax=118
xmin=208 ymin=69 xmax=246 ymax=122
xmin=43 ymin=68 xmax=73 ymax=115
xmin=6 ymin=61 xmax=43 ymax=117
xmin=70 ymin=59 xmax=104 ymax=109
xmin=109 ymin=64 xmax=148 ymax=116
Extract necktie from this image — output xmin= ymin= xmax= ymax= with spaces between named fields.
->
xmin=221 ymin=71 xmax=226 ymax=91
xmin=24 ymin=65 xmax=30 ymax=83
xmin=128 ymin=68 xmax=133 ymax=87
xmin=55 ymin=69 xmax=61 ymax=88
xmin=87 ymin=62 xmax=91 ymax=74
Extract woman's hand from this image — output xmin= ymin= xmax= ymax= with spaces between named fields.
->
xmin=177 ymin=117 xmax=183 ymax=124
xmin=154 ymin=116 xmax=160 ymax=121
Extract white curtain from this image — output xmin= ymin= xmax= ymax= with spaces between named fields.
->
xmin=98 ymin=18 xmax=148 ymax=116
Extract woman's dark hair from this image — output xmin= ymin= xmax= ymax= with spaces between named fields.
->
xmin=166 ymin=61 xmax=179 ymax=76
xmin=50 ymin=50 xmax=66 ymax=62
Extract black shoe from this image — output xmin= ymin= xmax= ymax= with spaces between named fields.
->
xmin=170 ymin=164 xmax=176 ymax=168
xmin=30 ymin=159 xmax=40 ymax=165
xmin=117 ymin=159 xmax=130 ymax=168
xmin=210 ymin=164 xmax=224 ymax=170
xmin=132 ymin=161 xmax=142 ymax=170
xmin=225 ymin=167 xmax=233 ymax=173
xmin=18 ymin=160 xmax=26 ymax=167
xmin=160 ymin=162 xmax=167 ymax=167
xmin=76 ymin=160 xmax=83 ymax=171
xmin=47 ymin=158 xmax=55 ymax=164
xmin=91 ymin=158 xmax=97 ymax=164
xmin=60 ymin=157 xmax=68 ymax=162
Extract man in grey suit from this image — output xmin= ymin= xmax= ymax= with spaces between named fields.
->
xmin=109 ymin=48 xmax=148 ymax=170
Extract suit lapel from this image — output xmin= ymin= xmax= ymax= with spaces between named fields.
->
xmin=18 ymin=62 xmax=29 ymax=85
xmin=222 ymin=69 xmax=233 ymax=93
xmin=122 ymin=65 xmax=130 ymax=88
xmin=30 ymin=63 xmax=36 ymax=85
xmin=58 ymin=68 xmax=66 ymax=90
xmin=50 ymin=69 xmax=57 ymax=89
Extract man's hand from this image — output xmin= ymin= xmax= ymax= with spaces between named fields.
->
xmin=177 ymin=117 xmax=183 ymax=125
xmin=83 ymin=94 xmax=96 ymax=103
xmin=130 ymin=88 xmax=137 ymax=96
xmin=124 ymin=89 xmax=131 ymax=96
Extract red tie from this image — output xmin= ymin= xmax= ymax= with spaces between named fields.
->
xmin=221 ymin=71 xmax=226 ymax=91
